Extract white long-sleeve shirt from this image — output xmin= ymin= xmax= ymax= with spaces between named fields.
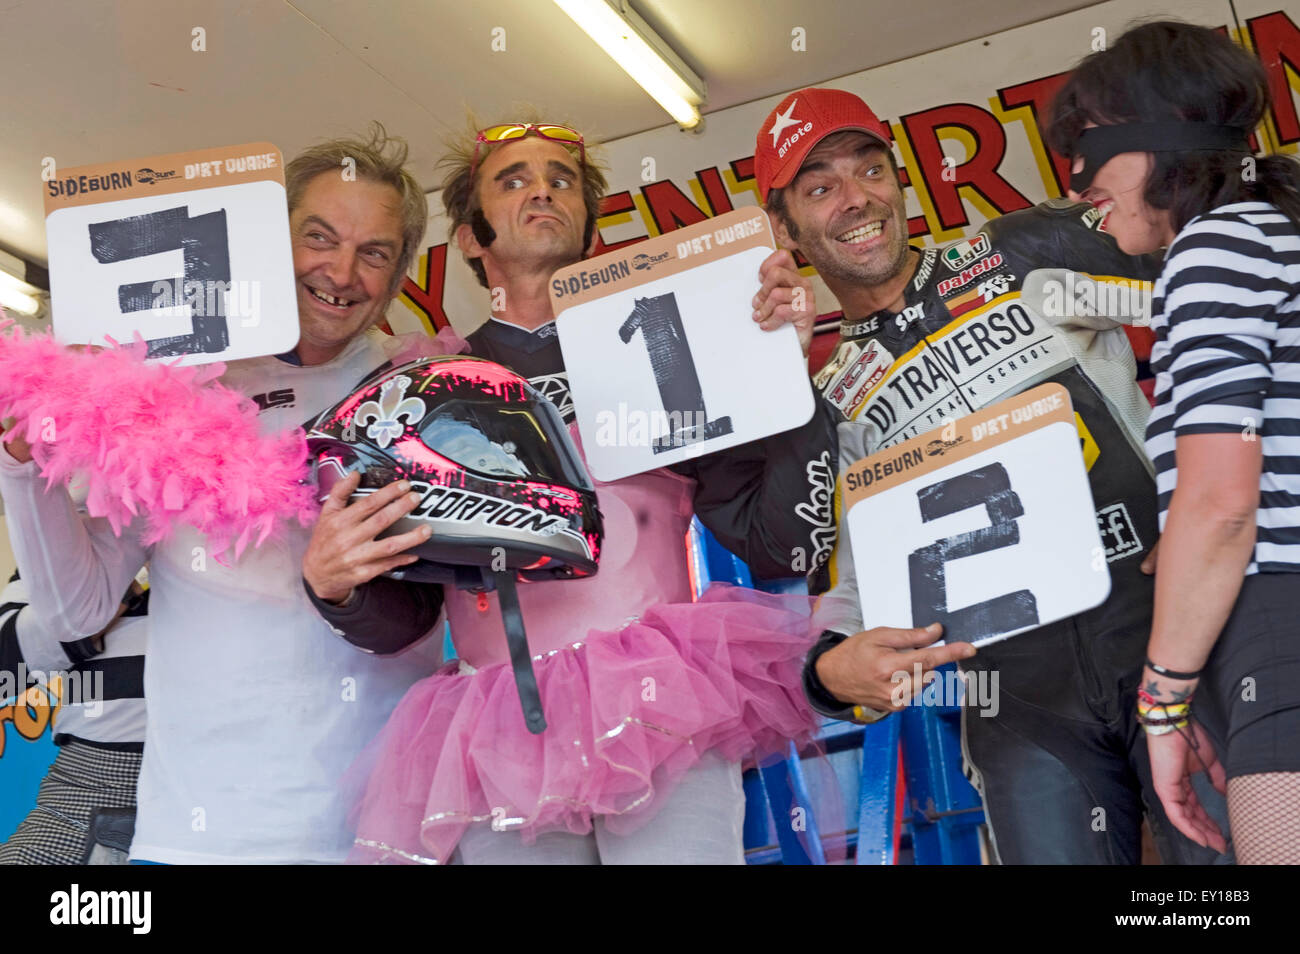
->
xmin=0 ymin=330 xmax=440 ymax=863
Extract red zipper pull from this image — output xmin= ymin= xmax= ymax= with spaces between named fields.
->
xmin=476 ymin=592 xmax=490 ymax=613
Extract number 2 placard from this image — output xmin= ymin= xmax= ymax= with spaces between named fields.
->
xmin=843 ymin=384 xmax=1111 ymax=647
xmin=550 ymin=208 xmax=814 ymax=482
xmin=43 ymin=143 xmax=298 ymax=366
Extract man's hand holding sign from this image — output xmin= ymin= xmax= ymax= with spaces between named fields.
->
xmin=550 ymin=208 xmax=816 ymax=482
xmin=753 ymin=247 xmax=816 ymax=354
xmin=43 ymin=143 xmax=298 ymax=365
xmin=2 ymin=143 xmax=322 ymax=556
xmin=844 ymin=384 xmax=1110 ymax=647
xmin=818 ymin=384 xmax=1112 ymax=715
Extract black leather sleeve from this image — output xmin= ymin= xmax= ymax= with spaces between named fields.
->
xmin=990 ymin=200 xmax=1164 ymax=284
xmin=1047 ymin=199 xmax=1164 ymax=280
xmin=304 ymin=576 xmax=444 ymax=656
xmin=670 ymin=389 xmax=839 ymax=580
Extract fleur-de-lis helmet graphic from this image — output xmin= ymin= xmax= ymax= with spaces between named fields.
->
xmin=304 ymin=355 xmax=604 ymax=736
xmin=353 ymin=375 xmax=426 ymax=448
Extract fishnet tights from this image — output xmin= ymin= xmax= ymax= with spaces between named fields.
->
xmin=1228 ymin=773 xmax=1300 ymax=864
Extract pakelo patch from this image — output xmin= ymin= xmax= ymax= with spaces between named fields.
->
xmin=936 ymin=252 xmax=1005 ymax=296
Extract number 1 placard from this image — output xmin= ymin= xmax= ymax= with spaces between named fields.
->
xmin=842 ymin=384 xmax=1111 ymax=647
xmin=550 ymin=208 xmax=814 ymax=482
xmin=43 ymin=143 xmax=298 ymax=366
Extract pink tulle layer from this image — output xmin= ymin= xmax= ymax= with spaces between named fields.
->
xmin=0 ymin=316 xmax=462 ymax=560
xmin=347 ymin=584 xmax=820 ymax=865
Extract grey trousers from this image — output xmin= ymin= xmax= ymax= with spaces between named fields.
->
xmin=455 ymin=754 xmax=746 ymax=865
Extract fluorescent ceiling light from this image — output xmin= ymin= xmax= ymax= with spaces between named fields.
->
xmin=554 ymin=0 xmax=705 ymax=128
xmin=0 ymin=251 xmax=43 ymax=316
xmin=0 ymin=281 xmax=41 ymax=316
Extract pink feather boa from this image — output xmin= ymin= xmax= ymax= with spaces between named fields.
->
xmin=0 ymin=315 xmax=465 ymax=561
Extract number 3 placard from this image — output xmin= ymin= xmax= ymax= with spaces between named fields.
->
xmin=43 ymin=143 xmax=298 ymax=365
xmin=550 ymin=208 xmax=814 ymax=482
xmin=843 ymin=383 xmax=1111 ymax=647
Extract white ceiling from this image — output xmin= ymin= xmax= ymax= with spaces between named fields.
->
xmin=0 ymin=0 xmax=1098 ymax=268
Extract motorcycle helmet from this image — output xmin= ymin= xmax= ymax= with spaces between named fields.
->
xmin=305 ymin=355 xmax=604 ymax=733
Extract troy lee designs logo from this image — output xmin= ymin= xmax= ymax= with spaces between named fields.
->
xmin=794 ymin=451 xmax=836 ymax=571
xmin=353 ymin=376 xmax=425 ymax=448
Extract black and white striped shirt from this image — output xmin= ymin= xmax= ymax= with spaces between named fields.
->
xmin=0 ymin=572 xmax=147 ymax=749
xmin=1145 ymin=201 xmax=1300 ymax=574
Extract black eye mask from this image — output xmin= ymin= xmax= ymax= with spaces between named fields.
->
xmin=1070 ymin=122 xmax=1250 ymax=193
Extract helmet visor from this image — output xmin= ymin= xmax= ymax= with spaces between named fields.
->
xmin=420 ymin=398 xmax=593 ymax=491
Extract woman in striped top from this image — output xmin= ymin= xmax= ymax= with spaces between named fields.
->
xmin=1048 ymin=20 xmax=1300 ymax=864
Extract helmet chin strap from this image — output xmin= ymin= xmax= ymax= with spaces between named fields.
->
xmin=487 ymin=568 xmax=547 ymax=734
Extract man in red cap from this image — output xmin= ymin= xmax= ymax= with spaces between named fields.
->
xmin=758 ymin=87 xmax=1224 ymax=865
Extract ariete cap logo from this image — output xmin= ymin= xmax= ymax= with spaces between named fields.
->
xmin=942 ymin=232 xmax=991 ymax=272
xmin=770 ymin=99 xmax=815 ymax=158
xmin=354 ymin=375 xmax=425 ymax=448
xmin=769 ymin=99 xmax=802 ymax=146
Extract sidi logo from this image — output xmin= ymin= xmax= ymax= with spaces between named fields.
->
xmin=50 ymin=884 xmax=151 ymax=934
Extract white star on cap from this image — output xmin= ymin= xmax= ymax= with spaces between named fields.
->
xmin=768 ymin=100 xmax=801 ymax=147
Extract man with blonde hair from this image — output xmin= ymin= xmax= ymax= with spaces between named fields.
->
xmin=1 ymin=124 xmax=452 ymax=863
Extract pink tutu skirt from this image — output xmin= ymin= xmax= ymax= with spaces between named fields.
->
xmin=347 ymin=584 xmax=818 ymax=864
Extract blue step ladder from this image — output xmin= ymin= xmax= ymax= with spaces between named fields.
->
xmin=689 ymin=519 xmax=986 ymax=865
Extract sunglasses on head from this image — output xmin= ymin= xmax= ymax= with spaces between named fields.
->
xmin=469 ymin=123 xmax=586 ymax=182
xmin=1070 ymin=122 xmax=1250 ymax=193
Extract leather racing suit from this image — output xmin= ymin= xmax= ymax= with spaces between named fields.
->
xmin=804 ymin=199 xmax=1223 ymax=864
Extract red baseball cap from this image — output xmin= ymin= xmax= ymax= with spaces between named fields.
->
xmin=753 ymin=88 xmax=893 ymax=201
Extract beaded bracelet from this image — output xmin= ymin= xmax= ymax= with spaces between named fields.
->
xmin=1137 ymin=709 xmax=1189 ymax=725
xmin=1138 ymin=700 xmax=1190 ymax=718
xmin=1143 ymin=721 xmax=1180 ymax=737
xmin=1137 ymin=690 xmax=1192 ymax=736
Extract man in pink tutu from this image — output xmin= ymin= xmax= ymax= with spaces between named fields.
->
xmin=0 ymin=125 xmax=459 ymax=863
xmin=303 ymin=115 xmax=868 ymax=864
